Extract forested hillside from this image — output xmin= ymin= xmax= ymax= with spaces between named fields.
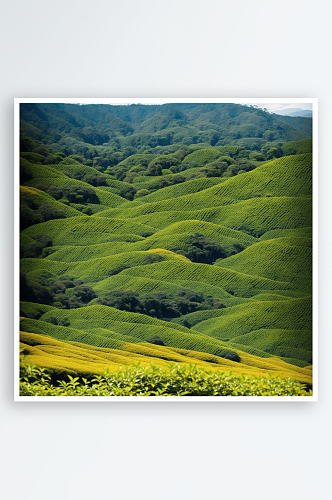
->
xmin=19 ymin=102 xmax=313 ymax=397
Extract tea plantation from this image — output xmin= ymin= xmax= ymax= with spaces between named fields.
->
xmin=19 ymin=103 xmax=313 ymax=397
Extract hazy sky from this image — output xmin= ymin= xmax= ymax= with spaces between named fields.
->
xmin=246 ymin=103 xmax=313 ymax=112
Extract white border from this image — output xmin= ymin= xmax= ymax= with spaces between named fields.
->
xmin=14 ymin=97 xmax=318 ymax=402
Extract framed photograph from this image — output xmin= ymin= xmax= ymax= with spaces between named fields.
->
xmin=15 ymin=98 xmax=317 ymax=401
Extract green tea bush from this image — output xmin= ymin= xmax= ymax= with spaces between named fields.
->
xmin=19 ymin=357 xmax=312 ymax=397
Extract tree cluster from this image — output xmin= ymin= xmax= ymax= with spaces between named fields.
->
xmin=238 ymin=225 xmax=265 ymax=238
xmin=20 ymin=134 xmax=66 ymax=164
xmin=20 ymin=273 xmax=97 ymax=310
xmin=96 ymin=288 xmax=226 ymax=321
xmin=20 ymin=234 xmax=52 ymax=259
xmin=20 ymin=201 xmax=65 ymax=230
xmin=34 ymin=184 xmax=99 ymax=205
xmin=172 ymin=233 xmax=244 ymax=265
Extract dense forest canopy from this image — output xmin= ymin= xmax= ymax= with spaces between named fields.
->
xmin=20 ymin=102 xmax=312 ymax=158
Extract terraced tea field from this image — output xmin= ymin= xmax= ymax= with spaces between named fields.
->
xmin=215 ymin=236 xmax=312 ymax=291
xmin=19 ymin=149 xmax=313 ymax=392
xmin=20 ymin=331 xmax=312 ymax=384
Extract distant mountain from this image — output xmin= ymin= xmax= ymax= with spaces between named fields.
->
xmin=20 ymin=102 xmax=312 ymax=158
xmin=273 ymin=108 xmax=312 ymax=118
xmin=288 ymin=110 xmax=312 ymax=118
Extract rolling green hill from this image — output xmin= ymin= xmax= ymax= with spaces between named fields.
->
xmin=94 ymin=154 xmax=312 ymax=219
xmin=102 ymin=197 xmax=311 ymax=235
xmin=24 ymin=164 xmax=127 ymax=209
xmin=19 ymin=105 xmax=313 ymax=394
xmin=20 ymin=330 xmax=312 ymax=384
xmin=215 ymin=236 xmax=312 ymax=291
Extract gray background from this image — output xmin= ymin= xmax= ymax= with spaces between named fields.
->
xmin=1 ymin=1 xmax=330 ymax=499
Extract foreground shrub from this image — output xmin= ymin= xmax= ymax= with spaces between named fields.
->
xmin=19 ymin=357 xmax=312 ymax=397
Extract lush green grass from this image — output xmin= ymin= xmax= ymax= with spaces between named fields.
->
xmin=282 ymin=138 xmax=312 ymax=156
xmin=113 ymin=153 xmax=159 ymax=170
xmin=20 ymin=311 xmax=242 ymax=361
xmin=20 ymin=319 xmax=134 ymax=349
xmin=20 ymin=302 xmax=55 ymax=320
xmin=43 ymin=239 xmax=144 ymax=262
xmin=94 ymin=190 xmax=235 ymax=219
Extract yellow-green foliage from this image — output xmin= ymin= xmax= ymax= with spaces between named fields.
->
xmin=282 ymin=138 xmax=312 ymax=156
xmin=20 ymin=309 xmax=248 ymax=363
xmin=114 ymin=153 xmax=159 ymax=169
xmin=19 ymin=294 xmax=311 ymax=369
xmin=20 ymin=302 xmax=55 ymax=319
xmin=20 ymin=233 xmax=38 ymax=246
xmin=93 ymin=190 xmax=235 ymax=219
xmin=146 ymin=248 xmax=191 ymax=262
xmin=20 ymin=360 xmax=312 ymax=397
xmin=20 ymin=317 xmax=128 ymax=349
xmin=20 ymin=331 xmax=312 ymax=385
xmin=204 ymin=153 xmax=312 ymax=200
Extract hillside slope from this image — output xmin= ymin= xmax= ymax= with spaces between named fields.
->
xmin=19 ymin=117 xmax=313 ymax=390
